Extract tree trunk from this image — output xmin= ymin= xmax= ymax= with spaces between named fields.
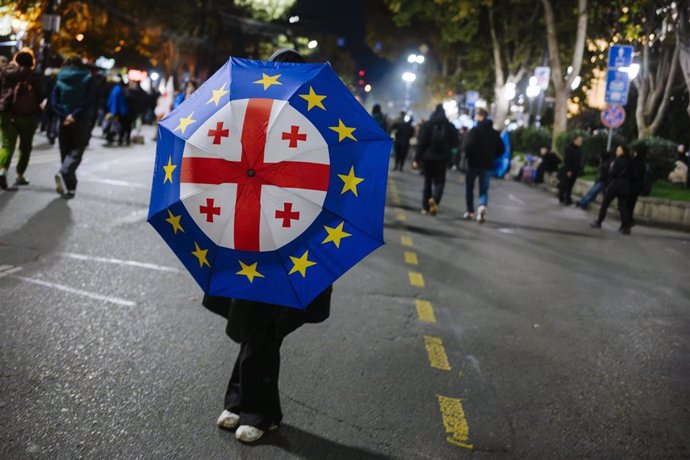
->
xmin=493 ymin=89 xmax=510 ymax=130
xmin=541 ymin=0 xmax=588 ymax=152
xmin=635 ymin=45 xmax=679 ymax=138
xmin=677 ymin=1 xmax=690 ymax=118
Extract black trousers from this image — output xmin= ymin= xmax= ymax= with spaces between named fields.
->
xmin=628 ymin=191 xmax=640 ymax=223
xmin=422 ymin=160 xmax=446 ymax=209
xmin=224 ymin=325 xmax=283 ymax=430
xmin=58 ymin=118 xmax=92 ymax=191
xmin=393 ymin=143 xmax=409 ymax=171
xmin=597 ymin=188 xmax=631 ymax=228
xmin=558 ymin=174 xmax=577 ymax=203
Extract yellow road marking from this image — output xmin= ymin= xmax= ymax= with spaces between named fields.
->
xmin=404 ymin=251 xmax=418 ymax=265
xmin=423 ymin=336 xmax=451 ymax=370
xmin=415 ymin=299 xmax=436 ymax=322
xmin=437 ymin=395 xmax=473 ymax=449
xmin=408 ymin=271 xmax=425 ymax=287
xmin=395 ymin=208 xmax=407 ymax=222
xmin=401 ymin=235 xmax=413 ymax=247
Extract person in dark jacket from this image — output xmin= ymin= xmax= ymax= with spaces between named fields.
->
xmin=52 ymin=56 xmax=94 ymax=198
xmin=558 ymin=135 xmax=583 ymax=205
xmin=371 ymin=103 xmax=388 ymax=134
xmin=575 ymin=149 xmax=613 ymax=209
xmin=204 ymin=48 xmax=333 ymax=445
xmin=627 ymin=143 xmax=648 ymax=227
xmin=590 ymin=144 xmax=632 ymax=234
xmin=391 ymin=111 xmax=414 ymax=171
xmin=412 ymin=104 xmax=458 ymax=215
xmin=0 ymin=50 xmax=43 ymax=189
xmin=534 ymin=146 xmax=561 ymax=183
xmin=462 ymin=108 xmax=504 ymax=223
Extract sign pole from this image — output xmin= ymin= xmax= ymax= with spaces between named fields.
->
xmin=606 ymin=128 xmax=614 ymax=152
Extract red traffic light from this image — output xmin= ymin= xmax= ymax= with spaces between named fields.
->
xmin=358 ymin=69 xmax=365 ymax=77
xmin=358 ymin=79 xmax=365 ymax=85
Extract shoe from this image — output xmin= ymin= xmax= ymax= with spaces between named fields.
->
xmin=477 ymin=205 xmax=487 ymax=223
xmin=0 ymin=175 xmax=7 ymax=190
xmin=54 ymin=174 xmax=66 ymax=195
xmin=574 ymin=201 xmax=581 ymax=208
xmin=14 ymin=176 xmax=29 ymax=186
xmin=421 ymin=209 xmax=429 ymax=215
xmin=235 ymin=424 xmax=278 ymax=443
xmin=217 ymin=410 xmax=240 ymax=429
xmin=63 ymin=191 xmax=75 ymax=200
xmin=621 ymin=227 xmax=631 ymax=235
xmin=462 ymin=212 xmax=475 ymax=220
xmin=428 ymin=198 xmax=438 ymax=216
xmin=590 ymin=221 xmax=602 ymax=229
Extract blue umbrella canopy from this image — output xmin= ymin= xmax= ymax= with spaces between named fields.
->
xmin=148 ymin=58 xmax=391 ymax=308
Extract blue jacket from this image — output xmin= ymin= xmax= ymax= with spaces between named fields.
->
xmin=106 ymin=84 xmax=129 ymax=117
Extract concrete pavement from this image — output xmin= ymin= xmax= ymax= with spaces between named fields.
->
xmin=1 ymin=128 xmax=689 ymax=458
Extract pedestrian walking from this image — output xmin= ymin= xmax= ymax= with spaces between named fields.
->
xmin=462 ymin=108 xmax=504 ymax=223
xmin=172 ymin=79 xmax=198 ymax=110
xmin=371 ymin=104 xmax=388 ymax=134
xmin=51 ymin=56 xmax=93 ymax=199
xmin=557 ymin=135 xmax=583 ymax=205
xmin=575 ymin=149 xmax=612 ymax=209
xmin=627 ymin=143 xmax=648 ymax=227
xmin=0 ymin=50 xmax=43 ymax=190
xmin=453 ymin=126 xmax=468 ymax=171
xmin=590 ymin=144 xmax=632 ymax=234
xmin=105 ymin=77 xmax=131 ymax=146
xmin=412 ymin=104 xmax=458 ymax=215
xmin=391 ymin=111 xmax=414 ymax=171
xmin=204 ymin=49 xmax=333 ymax=444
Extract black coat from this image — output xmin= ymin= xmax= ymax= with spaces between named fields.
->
xmin=605 ymin=154 xmax=631 ymax=195
xmin=563 ymin=143 xmax=583 ymax=177
xmin=414 ymin=111 xmax=458 ymax=163
xmin=629 ymin=155 xmax=647 ymax=194
xmin=463 ymin=119 xmax=503 ymax=170
xmin=202 ymin=286 xmax=332 ymax=343
xmin=540 ymin=152 xmax=561 ymax=172
xmin=595 ymin=151 xmax=613 ymax=182
xmin=392 ymin=119 xmax=414 ymax=146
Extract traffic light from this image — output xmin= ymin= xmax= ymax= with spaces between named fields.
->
xmin=358 ymin=79 xmax=365 ymax=86
xmin=358 ymin=69 xmax=365 ymax=77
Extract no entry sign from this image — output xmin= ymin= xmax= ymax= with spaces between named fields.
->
xmin=601 ymin=105 xmax=626 ymax=129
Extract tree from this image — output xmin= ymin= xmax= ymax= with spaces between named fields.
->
xmin=541 ymin=0 xmax=588 ymax=150
xmin=675 ymin=0 xmax=690 ymax=118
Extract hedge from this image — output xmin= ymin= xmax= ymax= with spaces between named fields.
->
xmin=509 ymin=126 xmax=552 ymax=155
xmin=629 ymin=137 xmax=677 ymax=182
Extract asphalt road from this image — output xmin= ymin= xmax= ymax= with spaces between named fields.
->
xmin=1 ymin=127 xmax=689 ymax=459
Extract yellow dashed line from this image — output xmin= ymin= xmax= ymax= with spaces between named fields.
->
xmin=395 ymin=208 xmax=407 ymax=222
xmin=401 ymin=235 xmax=413 ymax=247
xmin=404 ymin=251 xmax=418 ymax=265
xmin=437 ymin=395 xmax=473 ymax=449
xmin=423 ymin=336 xmax=451 ymax=370
xmin=408 ymin=271 xmax=425 ymax=287
xmin=415 ymin=299 xmax=436 ymax=322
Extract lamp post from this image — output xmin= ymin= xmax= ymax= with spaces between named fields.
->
xmin=526 ymin=76 xmax=541 ymax=126
xmin=401 ymin=71 xmax=417 ymax=110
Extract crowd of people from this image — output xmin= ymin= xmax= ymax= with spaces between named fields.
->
xmin=0 ymin=49 xmax=175 ymax=197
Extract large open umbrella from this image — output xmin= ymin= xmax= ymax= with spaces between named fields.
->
xmin=148 ymin=58 xmax=390 ymax=308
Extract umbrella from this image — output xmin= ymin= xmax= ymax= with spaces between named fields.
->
xmin=148 ymin=58 xmax=391 ymax=308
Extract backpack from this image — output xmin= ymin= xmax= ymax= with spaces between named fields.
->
xmin=640 ymin=163 xmax=653 ymax=196
xmin=430 ymin=123 xmax=447 ymax=153
xmin=12 ymin=79 xmax=40 ymax=117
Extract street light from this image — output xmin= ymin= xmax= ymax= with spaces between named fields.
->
xmin=364 ymin=84 xmax=372 ymax=93
xmin=307 ymin=40 xmax=318 ymax=49
xmin=289 ymin=15 xmax=300 ymax=23
xmin=402 ymin=72 xmax=417 ymax=83
xmin=407 ymin=54 xmax=425 ymax=64
xmin=526 ymin=77 xmax=541 ymax=98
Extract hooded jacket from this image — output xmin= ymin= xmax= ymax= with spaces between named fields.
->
xmin=414 ymin=108 xmax=458 ymax=163
xmin=51 ymin=66 xmax=92 ymax=119
xmin=0 ymin=63 xmax=43 ymax=115
xmin=463 ymin=119 xmax=504 ymax=170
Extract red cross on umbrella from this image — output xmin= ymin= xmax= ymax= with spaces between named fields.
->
xmin=180 ymin=99 xmax=329 ymax=251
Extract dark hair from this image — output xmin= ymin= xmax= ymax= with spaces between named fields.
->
xmin=186 ymin=79 xmax=199 ymax=90
xmin=476 ymin=108 xmax=488 ymax=118
xmin=617 ymin=144 xmax=630 ymax=156
xmin=63 ymin=56 xmax=83 ymax=68
xmin=633 ymin=143 xmax=647 ymax=161
xmin=269 ymin=49 xmax=305 ymax=63
xmin=372 ymin=104 xmax=381 ymax=114
xmin=14 ymin=51 xmax=34 ymax=68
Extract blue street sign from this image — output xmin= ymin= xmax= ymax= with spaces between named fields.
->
xmin=605 ymin=69 xmax=630 ymax=105
xmin=466 ymin=90 xmax=479 ymax=108
xmin=608 ymin=45 xmax=634 ymax=69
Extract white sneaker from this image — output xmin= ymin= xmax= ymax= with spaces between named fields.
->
xmin=217 ymin=410 xmax=240 ymax=429
xmin=477 ymin=205 xmax=487 ymax=223
xmin=462 ymin=211 xmax=475 ymax=220
xmin=235 ymin=424 xmax=278 ymax=443
xmin=54 ymin=173 xmax=66 ymax=196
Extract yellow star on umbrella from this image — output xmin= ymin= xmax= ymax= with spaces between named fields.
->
xmin=289 ymin=250 xmax=317 ymax=277
xmin=253 ymin=73 xmax=282 ymax=90
xmin=236 ymin=260 xmax=264 ymax=283
xmin=173 ymin=111 xmax=196 ymax=134
xmin=191 ymin=242 xmax=210 ymax=268
xmin=338 ymin=166 xmax=364 ymax=196
xmin=299 ymin=86 xmax=326 ymax=111
xmin=329 ymin=119 xmax=357 ymax=142
xmin=163 ymin=156 xmax=177 ymax=184
xmin=322 ymin=222 xmax=351 ymax=248
xmin=207 ymin=82 xmax=229 ymax=106
xmin=165 ymin=209 xmax=184 ymax=234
